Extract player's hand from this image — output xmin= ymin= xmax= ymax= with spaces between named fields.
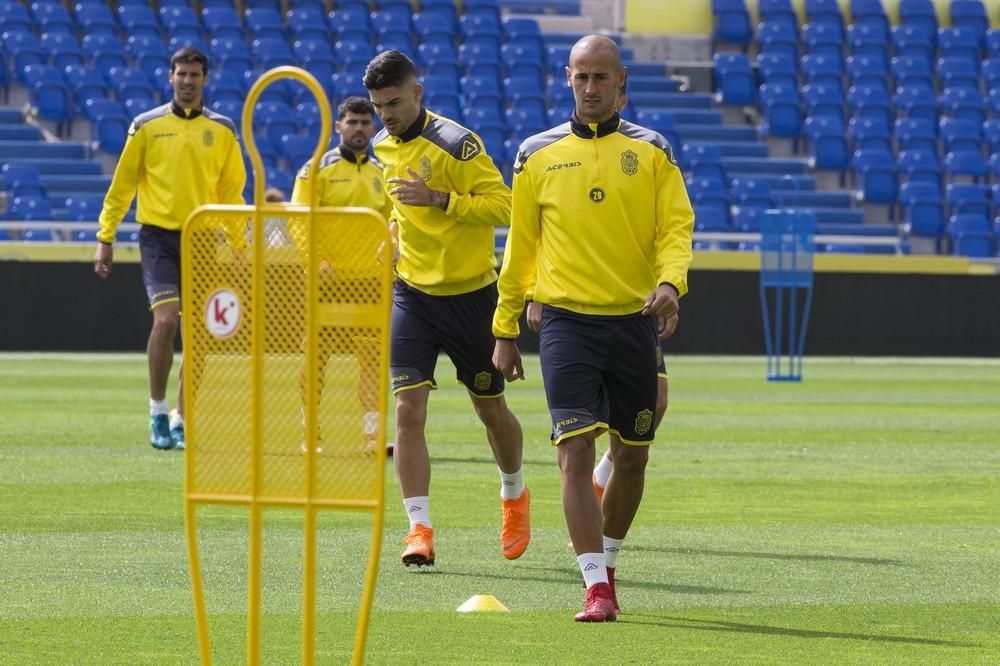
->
xmin=94 ymin=242 xmax=113 ymax=279
xmin=492 ymin=339 xmax=525 ymax=381
xmin=388 ymin=167 xmax=448 ymax=209
xmin=642 ymin=283 xmax=679 ymax=321
xmin=525 ymin=301 xmax=542 ymax=332
xmin=659 ymin=312 xmax=679 ymax=340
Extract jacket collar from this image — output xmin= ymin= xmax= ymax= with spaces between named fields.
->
xmin=171 ymin=100 xmax=203 ymax=120
xmin=396 ymin=107 xmax=427 ymax=143
xmin=337 ymin=144 xmax=368 ymax=164
xmin=570 ymin=111 xmax=621 ymax=139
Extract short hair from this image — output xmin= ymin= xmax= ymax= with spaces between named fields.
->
xmin=170 ymin=47 xmax=208 ymax=75
xmin=363 ymin=50 xmax=417 ymax=90
xmin=338 ymin=96 xmax=375 ymax=119
xmin=263 ymin=187 xmax=284 ymax=202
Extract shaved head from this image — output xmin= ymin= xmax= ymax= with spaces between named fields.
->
xmin=566 ymin=34 xmax=626 ymax=123
xmin=569 ymin=34 xmax=622 ymax=69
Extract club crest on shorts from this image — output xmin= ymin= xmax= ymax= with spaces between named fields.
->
xmin=474 ymin=371 xmax=492 ymax=392
xmin=634 ymin=408 xmax=653 ymax=436
xmin=419 ymin=155 xmax=432 ymax=181
xmin=621 ymin=149 xmax=638 ymax=176
xmin=589 ymin=187 xmax=605 ymax=203
xmin=202 ymin=129 xmax=214 ymax=147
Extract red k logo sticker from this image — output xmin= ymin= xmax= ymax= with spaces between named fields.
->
xmin=205 ymin=288 xmax=242 ymax=339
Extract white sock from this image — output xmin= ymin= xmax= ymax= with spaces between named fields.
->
xmin=603 ymin=535 xmax=624 ymax=569
xmin=403 ymin=496 xmax=431 ymax=529
xmin=498 ymin=467 xmax=524 ymax=500
xmin=150 ymin=399 xmax=169 ymax=416
xmin=578 ymin=552 xmax=609 ymax=589
xmin=363 ymin=411 xmax=378 ymax=435
xmin=593 ymin=450 xmax=613 ymax=488
xmin=169 ymin=409 xmax=184 ymax=429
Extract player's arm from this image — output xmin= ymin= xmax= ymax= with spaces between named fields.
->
xmin=652 ymin=147 xmax=694 ymax=299
xmin=444 ymin=138 xmax=512 ymax=227
xmin=217 ymin=132 xmax=249 ymax=248
xmin=96 ymin=122 xmax=146 ymax=244
xmin=492 ymin=159 xmax=541 ymax=340
xmin=286 ymin=162 xmax=319 ymax=256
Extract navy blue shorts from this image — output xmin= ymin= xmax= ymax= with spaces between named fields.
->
xmin=539 ymin=305 xmax=659 ymax=445
xmin=390 ymin=280 xmax=505 ymax=397
xmin=138 ymin=224 xmax=181 ymax=309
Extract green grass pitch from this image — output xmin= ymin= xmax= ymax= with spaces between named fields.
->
xmin=0 ymin=353 xmax=997 ymax=664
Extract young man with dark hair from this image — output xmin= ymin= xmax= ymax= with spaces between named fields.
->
xmin=362 ymin=50 xmax=530 ymax=567
xmin=290 ymin=95 xmax=391 ymax=455
xmin=492 ymin=35 xmax=693 ymax=622
xmin=94 ymin=47 xmax=246 ymax=451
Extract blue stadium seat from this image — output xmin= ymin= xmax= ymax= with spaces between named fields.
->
xmin=504 ymin=75 xmax=545 ymax=110
xmin=900 ymin=181 xmax=945 ymax=238
xmin=759 ymin=0 xmax=798 ymax=32
xmin=756 ymin=52 xmax=798 ymax=88
xmin=124 ymin=97 xmax=157 ymax=116
xmin=802 ymin=22 xmax=843 ymax=58
xmin=40 ymin=32 xmax=84 ymax=70
xmin=683 ymin=144 xmax=727 ymax=182
xmin=802 ymin=54 xmax=845 ymax=92
xmin=63 ymin=64 xmax=109 ymax=111
xmin=375 ymin=32 xmax=415 ymax=58
xmin=460 ymin=42 xmax=502 ymax=80
xmin=635 ymin=110 xmax=683 ymax=156
xmin=463 ymin=0 xmax=502 ymax=22
xmin=460 ymin=13 xmax=501 ymax=53
xmin=847 ymin=23 xmax=889 ymax=61
xmin=899 ymin=0 xmax=938 ymax=36
xmin=287 ymin=7 xmax=328 ymax=41
xmin=126 ymin=35 xmax=169 ymax=79
xmin=850 ymin=0 xmax=890 ymax=33
xmin=505 ymin=107 xmax=546 ymax=136
xmin=501 ymin=44 xmax=544 ymax=82
xmin=803 ymin=83 xmax=845 ymax=126
xmin=730 ymin=177 xmax=773 ymax=208
xmin=712 ymin=0 xmax=753 ymax=49
xmin=759 ymin=83 xmax=802 ymax=138
xmin=758 ymin=21 xmax=798 ymax=59
xmin=852 ymin=149 xmax=897 ymax=204
xmin=202 ymin=6 xmax=244 ymax=41
xmin=938 ymin=56 xmax=980 ymax=90
xmin=160 ymin=6 xmax=201 ymax=37
xmin=8 ymin=196 xmax=53 ymax=221
xmin=0 ymin=4 xmax=34 ymax=34
xmin=983 ymin=58 xmax=1000 ymax=91
xmin=107 ymin=67 xmax=157 ymax=102
xmin=255 ymin=100 xmax=297 ymax=146
xmin=849 ymin=116 xmax=891 ymax=152
xmin=895 ymin=117 xmax=937 ymax=154
xmin=4 ymin=32 xmax=46 ymax=83
xmin=64 ymin=194 xmax=104 ymax=222
xmin=330 ymin=71 xmax=366 ymax=99
xmin=892 ymin=24 xmax=935 ymax=62
xmin=983 ymin=119 xmax=1000 ymax=154
xmin=713 ymin=53 xmax=756 ymax=106
xmin=207 ymin=70 xmax=245 ymax=103
xmin=462 ymin=75 xmax=503 ymax=113
xmin=805 ymin=0 xmax=844 ymax=29
xmin=413 ymin=12 xmax=457 ymax=45
xmin=950 ymin=0 xmax=989 ymax=46
xmin=2 ymin=164 xmax=46 ymax=199
xmin=253 ymin=37 xmax=295 ymax=68
xmin=84 ymin=97 xmax=129 ymax=153
xmin=82 ymin=34 xmax=128 ymax=72
xmin=733 ymin=205 xmax=765 ymax=232
xmin=945 ymin=150 xmax=988 ymax=182
xmin=418 ymin=43 xmax=459 ymax=72
xmin=23 ymin=65 xmax=72 ymax=123
xmin=890 ymin=55 xmax=933 ymax=89
xmin=987 ymin=29 xmax=1000 ymax=57
xmin=371 ymin=10 xmax=411 ymax=35
xmin=279 ymin=134 xmax=316 ymax=170
xmin=336 ymin=39 xmax=375 ymax=70
xmin=846 ymin=55 xmax=888 ymax=90
xmin=848 ymin=84 xmax=892 ymax=126
xmin=32 ymin=2 xmax=75 ymax=35
xmin=686 ymin=178 xmax=730 ymax=228
xmin=897 ymin=149 xmax=942 ymax=187
xmin=948 ymin=214 xmax=996 ymax=256
xmin=938 ymin=27 xmax=979 ymax=67
xmin=503 ymin=17 xmax=544 ymax=51
xmin=294 ymin=100 xmax=321 ymax=139
xmin=946 ymin=182 xmax=990 ymax=216
xmin=212 ymin=99 xmax=244 ymax=125
xmin=805 ymin=115 xmax=850 ymax=171
xmin=74 ymin=2 xmax=118 ymax=36
xmin=244 ymin=7 xmax=285 ymax=40
xmin=940 ymin=117 xmax=981 ymax=154
xmin=896 ymin=84 xmax=938 ymax=123
xmin=117 ymin=5 xmax=160 ymax=38
xmin=940 ymin=87 xmax=986 ymax=125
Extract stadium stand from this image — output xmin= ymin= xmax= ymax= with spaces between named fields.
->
xmin=0 ymin=0 xmax=997 ymax=257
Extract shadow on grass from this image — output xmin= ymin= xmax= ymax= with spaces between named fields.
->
xmin=444 ymin=565 xmax=751 ymax=595
xmin=631 ymin=545 xmax=903 ymax=566
xmin=432 ymin=455 xmax=551 ymax=468
xmin=622 ymin=615 xmax=976 ymax=647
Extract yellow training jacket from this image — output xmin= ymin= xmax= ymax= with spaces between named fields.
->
xmin=371 ymin=108 xmax=511 ymax=296
xmin=493 ymin=113 xmax=694 ymax=340
xmin=97 ymin=102 xmax=246 ymax=244
xmin=289 ymin=144 xmax=390 ymax=219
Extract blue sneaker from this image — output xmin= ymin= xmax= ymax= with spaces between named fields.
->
xmin=170 ymin=422 xmax=185 ymax=450
xmin=150 ymin=414 xmax=174 ymax=450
